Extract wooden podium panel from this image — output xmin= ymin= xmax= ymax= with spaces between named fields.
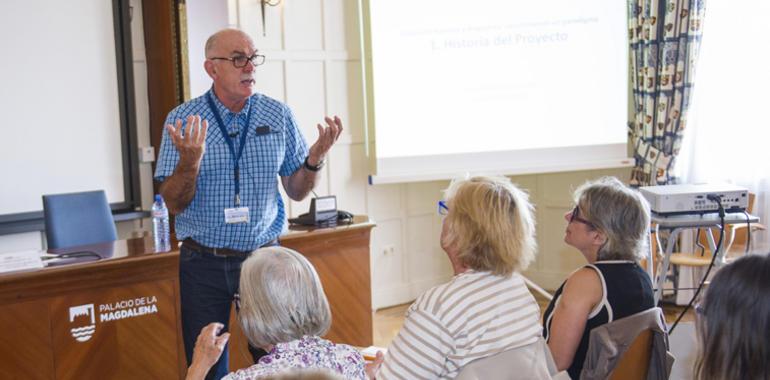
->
xmin=49 ymin=280 xmax=179 ymax=379
xmin=283 ymin=224 xmax=374 ymax=346
xmin=0 ymin=238 xmax=184 ymax=380
xmin=0 ymin=300 xmax=54 ymax=379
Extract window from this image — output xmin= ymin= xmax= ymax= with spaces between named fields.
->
xmin=677 ymin=0 xmax=770 ymax=250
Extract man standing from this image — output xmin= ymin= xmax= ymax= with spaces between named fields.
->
xmin=154 ymin=29 xmax=342 ymax=379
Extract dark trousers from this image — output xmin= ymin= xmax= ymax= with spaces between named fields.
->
xmin=179 ymin=245 xmax=268 ymax=380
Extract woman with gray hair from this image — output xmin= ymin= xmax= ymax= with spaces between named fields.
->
xmin=542 ymin=176 xmax=654 ymax=379
xmin=186 ymin=246 xmax=366 ymax=380
xmin=369 ymin=175 xmax=546 ymax=379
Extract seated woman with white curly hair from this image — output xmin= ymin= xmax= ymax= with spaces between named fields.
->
xmin=186 ymin=246 xmax=366 ymax=380
xmin=368 ymin=175 xmax=547 ymax=379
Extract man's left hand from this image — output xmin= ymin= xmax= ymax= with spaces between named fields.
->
xmin=306 ymin=116 xmax=344 ymax=166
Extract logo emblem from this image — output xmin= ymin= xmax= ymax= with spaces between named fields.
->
xmin=69 ymin=304 xmax=96 ymax=342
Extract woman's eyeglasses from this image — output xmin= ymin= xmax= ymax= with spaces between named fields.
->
xmin=695 ymin=302 xmax=706 ymax=317
xmin=570 ymin=205 xmax=596 ymax=228
xmin=438 ymin=200 xmax=449 ymax=216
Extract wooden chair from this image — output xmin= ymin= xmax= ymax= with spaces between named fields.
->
xmin=666 ymin=193 xmax=766 ymax=298
xmin=609 ymin=329 xmax=653 ymax=380
xmin=722 ymin=193 xmax=766 ymax=254
xmin=580 ymin=308 xmax=672 ymax=380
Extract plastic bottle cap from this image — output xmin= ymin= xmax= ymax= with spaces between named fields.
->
xmin=155 ymin=194 xmax=162 ymax=203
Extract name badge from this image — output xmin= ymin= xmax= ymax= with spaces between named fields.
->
xmin=224 ymin=207 xmax=250 ymax=224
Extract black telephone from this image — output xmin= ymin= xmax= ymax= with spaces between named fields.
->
xmin=288 ymin=196 xmax=353 ymax=226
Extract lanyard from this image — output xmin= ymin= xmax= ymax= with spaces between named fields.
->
xmin=206 ymin=92 xmax=252 ymax=206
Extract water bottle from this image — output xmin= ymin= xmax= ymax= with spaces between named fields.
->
xmin=152 ymin=194 xmax=171 ymax=252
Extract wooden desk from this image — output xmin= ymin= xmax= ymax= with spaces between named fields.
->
xmin=0 ymin=237 xmax=184 ymax=380
xmin=0 ymin=216 xmax=375 ymax=378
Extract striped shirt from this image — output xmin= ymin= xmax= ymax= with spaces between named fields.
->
xmin=154 ymin=89 xmax=308 ymax=250
xmin=377 ymin=270 xmax=542 ymax=379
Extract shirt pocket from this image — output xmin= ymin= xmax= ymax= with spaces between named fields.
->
xmin=241 ymin=125 xmax=285 ymax=178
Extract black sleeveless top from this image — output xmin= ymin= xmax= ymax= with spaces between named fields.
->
xmin=542 ymin=261 xmax=654 ymax=379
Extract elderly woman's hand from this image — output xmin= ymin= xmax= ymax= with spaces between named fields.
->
xmin=365 ymin=351 xmax=384 ymax=379
xmin=186 ymin=322 xmax=230 ymax=380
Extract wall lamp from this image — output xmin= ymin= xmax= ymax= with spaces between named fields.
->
xmin=260 ymin=0 xmax=282 ymax=36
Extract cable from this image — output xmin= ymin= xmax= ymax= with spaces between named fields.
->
xmin=743 ymin=210 xmax=752 ymax=254
xmin=59 ymin=251 xmax=102 ymax=259
xmin=42 ymin=251 xmax=102 ymax=261
xmin=670 ymin=194 xmax=724 ymax=334
xmin=694 ymin=228 xmax=707 ymax=256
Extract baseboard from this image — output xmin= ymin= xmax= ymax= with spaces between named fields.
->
xmin=373 ymin=283 xmax=413 ymax=310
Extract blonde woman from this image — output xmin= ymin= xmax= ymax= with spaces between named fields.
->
xmin=542 ymin=177 xmax=654 ymax=379
xmin=370 ymin=175 xmax=545 ymax=379
xmin=187 ymin=247 xmax=366 ymax=380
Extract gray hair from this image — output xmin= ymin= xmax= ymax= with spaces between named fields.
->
xmin=238 ymin=246 xmax=331 ymax=348
xmin=574 ymin=176 xmax=651 ymax=261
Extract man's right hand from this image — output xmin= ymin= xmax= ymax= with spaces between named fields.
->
xmin=159 ymin=115 xmax=208 ymax=215
xmin=166 ymin=115 xmax=208 ymax=167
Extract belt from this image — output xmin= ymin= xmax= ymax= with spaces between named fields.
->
xmin=181 ymin=238 xmax=278 ymax=258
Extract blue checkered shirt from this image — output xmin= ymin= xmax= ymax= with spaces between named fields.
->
xmin=154 ymin=89 xmax=309 ymax=251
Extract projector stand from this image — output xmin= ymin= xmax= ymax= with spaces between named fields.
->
xmin=648 ymin=212 xmax=758 ymax=305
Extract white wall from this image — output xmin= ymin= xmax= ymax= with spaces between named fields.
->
xmin=0 ymin=0 xmax=127 ymax=215
xmin=186 ymin=0 xmax=230 ymax=97
xmin=0 ymin=0 xmax=630 ymax=310
xmin=0 ymin=0 xmax=155 ymax=253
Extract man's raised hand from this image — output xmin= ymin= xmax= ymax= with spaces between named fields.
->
xmin=306 ymin=115 xmax=343 ymax=166
xmin=165 ymin=115 xmax=208 ymax=166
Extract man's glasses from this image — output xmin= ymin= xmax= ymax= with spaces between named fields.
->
xmin=210 ymin=53 xmax=266 ymax=68
xmin=569 ymin=205 xmax=596 ymax=229
xmin=438 ymin=200 xmax=449 ymax=216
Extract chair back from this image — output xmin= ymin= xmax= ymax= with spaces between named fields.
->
xmin=696 ymin=192 xmax=764 ymax=256
xmin=43 ymin=190 xmax=117 ymax=249
xmin=456 ymin=337 xmax=570 ymax=380
xmin=580 ymin=307 xmax=672 ymax=380
xmin=729 ymin=192 xmax=758 ymax=249
xmin=609 ymin=329 xmax=653 ymax=380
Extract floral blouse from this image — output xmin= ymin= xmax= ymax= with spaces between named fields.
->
xmin=222 ymin=335 xmax=366 ymax=380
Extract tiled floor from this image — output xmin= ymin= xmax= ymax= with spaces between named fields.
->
xmin=373 ymin=293 xmax=694 ymax=347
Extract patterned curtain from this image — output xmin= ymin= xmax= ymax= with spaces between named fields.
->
xmin=628 ymin=0 xmax=706 ymax=186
